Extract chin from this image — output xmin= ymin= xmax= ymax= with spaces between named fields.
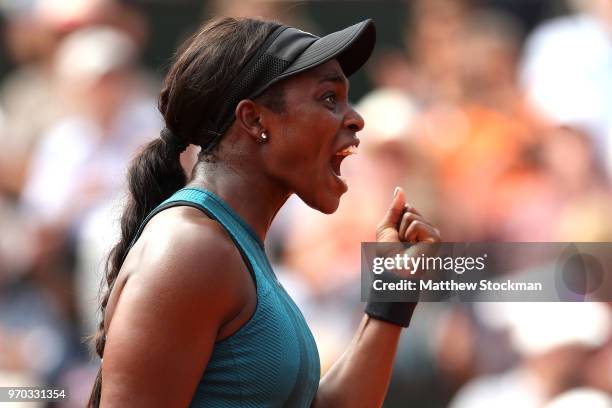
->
xmin=318 ymin=201 xmax=340 ymax=214
xmin=294 ymin=173 xmax=347 ymax=214
xmin=303 ymin=190 xmax=343 ymax=215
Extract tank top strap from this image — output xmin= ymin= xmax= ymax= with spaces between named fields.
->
xmin=128 ymin=187 xmax=272 ymax=285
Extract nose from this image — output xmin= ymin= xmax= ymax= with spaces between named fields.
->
xmin=344 ymin=105 xmax=365 ymax=132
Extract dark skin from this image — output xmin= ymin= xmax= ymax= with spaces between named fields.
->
xmin=101 ymin=59 xmax=440 ymax=407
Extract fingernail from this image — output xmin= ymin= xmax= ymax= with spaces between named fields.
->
xmin=394 ymin=186 xmax=400 ymax=197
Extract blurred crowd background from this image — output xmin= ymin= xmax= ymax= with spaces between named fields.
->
xmin=0 ymin=0 xmax=610 ymax=407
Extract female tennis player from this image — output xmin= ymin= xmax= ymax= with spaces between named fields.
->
xmin=89 ymin=17 xmax=440 ymax=407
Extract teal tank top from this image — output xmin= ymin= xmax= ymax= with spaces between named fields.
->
xmin=131 ymin=187 xmax=320 ymax=407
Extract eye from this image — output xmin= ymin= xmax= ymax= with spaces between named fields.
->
xmin=323 ymin=92 xmax=337 ymax=107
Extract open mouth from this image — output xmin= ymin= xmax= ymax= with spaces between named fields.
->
xmin=330 ymin=145 xmax=358 ymax=177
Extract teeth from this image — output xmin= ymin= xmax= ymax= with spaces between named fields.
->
xmin=336 ymin=145 xmax=358 ymax=156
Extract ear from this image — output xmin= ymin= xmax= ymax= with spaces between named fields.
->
xmin=234 ymin=99 xmax=265 ymax=141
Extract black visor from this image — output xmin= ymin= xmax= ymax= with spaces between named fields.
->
xmin=209 ymin=19 xmax=376 ymax=140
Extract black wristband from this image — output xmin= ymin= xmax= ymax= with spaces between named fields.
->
xmin=364 ymin=269 xmax=419 ymax=327
xmin=365 ymin=300 xmax=418 ymax=328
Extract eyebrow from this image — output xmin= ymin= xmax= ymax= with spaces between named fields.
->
xmin=318 ymin=71 xmax=349 ymax=88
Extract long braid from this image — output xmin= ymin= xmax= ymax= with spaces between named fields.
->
xmin=88 ymin=138 xmax=187 ymax=407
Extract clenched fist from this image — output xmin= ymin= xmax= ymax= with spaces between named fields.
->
xmin=376 ymin=187 xmax=441 ymax=244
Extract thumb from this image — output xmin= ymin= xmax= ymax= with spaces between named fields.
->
xmin=379 ymin=186 xmax=407 ymax=230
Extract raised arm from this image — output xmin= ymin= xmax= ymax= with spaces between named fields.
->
xmin=312 ymin=187 xmax=440 ymax=408
xmin=100 ymin=212 xmax=252 ymax=407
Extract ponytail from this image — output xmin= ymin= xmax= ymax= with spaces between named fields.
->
xmin=87 ymin=137 xmax=186 ymax=407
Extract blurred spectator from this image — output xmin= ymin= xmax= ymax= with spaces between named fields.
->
xmin=582 ymin=334 xmax=612 ymax=394
xmin=544 ymin=388 xmax=612 ymax=408
xmin=405 ymin=0 xmax=469 ymax=105
xmin=19 ymin=24 xmax=160 ymax=342
xmin=19 ymin=25 xmax=159 ymax=237
xmin=433 ymin=306 xmax=481 ymax=395
xmin=0 ymin=281 xmax=75 ymax=382
xmin=520 ymin=0 xmax=612 ymax=172
xmin=450 ymin=302 xmax=612 ymax=408
xmin=366 ymin=49 xmax=413 ymax=93
xmin=411 ymin=8 xmax=544 ymax=241
xmin=0 ymin=2 xmax=64 ymax=198
xmin=35 ymin=0 xmax=148 ymax=43
xmin=0 ymin=3 xmax=157 ymax=404
xmin=209 ymin=0 xmax=312 ymax=28
xmin=491 ymin=126 xmax=612 ymax=241
xmin=538 ymin=127 xmax=612 ymax=240
xmin=0 ymin=0 xmax=149 ymax=198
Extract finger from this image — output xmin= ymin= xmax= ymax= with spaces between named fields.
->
xmin=412 ymin=224 xmax=440 ymax=243
xmin=404 ymin=221 xmax=440 ymax=243
xmin=377 ymin=186 xmax=407 ymax=231
xmin=404 ymin=203 xmax=422 ymax=216
xmin=399 ymin=211 xmax=425 ymax=239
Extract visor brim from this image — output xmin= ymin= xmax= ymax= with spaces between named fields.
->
xmin=279 ymin=19 xmax=376 ymax=80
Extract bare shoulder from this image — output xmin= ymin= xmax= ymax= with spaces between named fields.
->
xmin=124 ymin=205 xmax=250 ymax=315
xmin=101 ymin=206 xmax=252 ymax=406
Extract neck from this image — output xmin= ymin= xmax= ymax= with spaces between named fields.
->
xmin=188 ymin=158 xmax=290 ymax=244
